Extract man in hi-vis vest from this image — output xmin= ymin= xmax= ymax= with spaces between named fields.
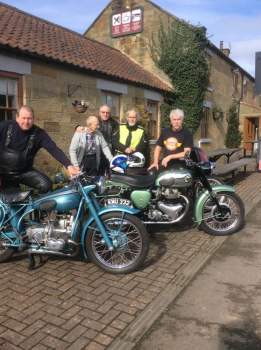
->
xmin=113 ymin=109 xmax=149 ymax=164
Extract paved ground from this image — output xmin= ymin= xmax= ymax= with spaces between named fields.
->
xmin=136 ymin=195 xmax=261 ymax=350
xmin=0 ymin=171 xmax=261 ymax=350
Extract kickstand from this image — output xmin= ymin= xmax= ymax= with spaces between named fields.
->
xmin=28 ymin=253 xmax=47 ymax=270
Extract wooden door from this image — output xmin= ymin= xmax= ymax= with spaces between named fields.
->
xmin=244 ymin=117 xmax=256 ymax=151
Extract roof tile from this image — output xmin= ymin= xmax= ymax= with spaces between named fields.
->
xmin=0 ymin=2 xmax=171 ymax=92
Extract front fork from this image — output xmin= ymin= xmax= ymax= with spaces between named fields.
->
xmin=197 ymin=171 xmax=224 ymax=213
xmin=80 ymin=185 xmax=114 ymax=251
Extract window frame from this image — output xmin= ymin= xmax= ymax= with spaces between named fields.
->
xmin=200 ymin=107 xmax=210 ymax=139
xmin=0 ymin=70 xmax=23 ymax=121
xmin=146 ymin=99 xmax=159 ymax=140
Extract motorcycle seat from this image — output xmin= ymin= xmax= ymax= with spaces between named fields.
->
xmin=110 ymin=173 xmax=156 ymax=188
xmin=0 ymin=190 xmax=31 ymax=203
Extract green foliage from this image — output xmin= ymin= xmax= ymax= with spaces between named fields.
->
xmin=151 ymin=20 xmax=209 ymax=133
xmin=225 ymin=103 xmax=242 ymax=148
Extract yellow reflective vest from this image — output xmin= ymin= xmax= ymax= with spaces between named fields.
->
xmin=119 ymin=124 xmax=145 ymax=150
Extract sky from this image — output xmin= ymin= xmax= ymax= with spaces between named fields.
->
xmin=2 ymin=0 xmax=261 ymax=76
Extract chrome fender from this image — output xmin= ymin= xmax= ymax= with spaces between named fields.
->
xmin=81 ymin=205 xmax=140 ymax=258
xmin=194 ymin=185 xmax=235 ymax=225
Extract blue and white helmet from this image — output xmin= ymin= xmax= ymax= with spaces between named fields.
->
xmin=110 ymin=154 xmax=128 ymax=173
xmin=127 ymin=152 xmax=145 ymax=168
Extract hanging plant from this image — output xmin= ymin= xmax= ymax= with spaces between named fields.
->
xmin=151 ymin=20 xmax=209 ymax=133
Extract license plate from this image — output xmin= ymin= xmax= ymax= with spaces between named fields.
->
xmin=105 ymin=198 xmax=132 ymax=206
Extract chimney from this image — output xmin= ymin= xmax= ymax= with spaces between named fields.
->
xmin=112 ymin=0 xmax=124 ymax=11
xmin=255 ymin=51 xmax=261 ymax=95
xmin=112 ymin=0 xmax=136 ymax=10
xmin=219 ymin=41 xmax=230 ymax=57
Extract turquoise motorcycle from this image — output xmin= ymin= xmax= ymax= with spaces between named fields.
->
xmin=0 ymin=174 xmax=149 ymax=273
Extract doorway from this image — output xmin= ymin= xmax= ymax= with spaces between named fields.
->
xmin=244 ymin=117 xmax=259 ymax=153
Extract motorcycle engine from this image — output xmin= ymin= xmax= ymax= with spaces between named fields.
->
xmin=26 ymin=212 xmax=74 ymax=251
xmin=159 ymin=187 xmax=180 ymax=199
xmin=147 ymin=188 xmax=190 ymax=222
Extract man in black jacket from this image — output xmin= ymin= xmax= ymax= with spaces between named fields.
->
xmin=0 ymin=105 xmax=79 ymax=193
xmin=98 ymin=105 xmax=118 ymax=152
xmin=98 ymin=105 xmax=118 ymax=175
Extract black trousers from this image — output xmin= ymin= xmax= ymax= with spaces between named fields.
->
xmin=1 ymin=168 xmax=52 ymax=193
xmin=81 ymin=154 xmax=98 ymax=176
xmin=99 ymin=152 xmax=110 ymax=176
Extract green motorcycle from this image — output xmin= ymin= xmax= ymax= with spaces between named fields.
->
xmin=102 ymin=149 xmax=244 ymax=236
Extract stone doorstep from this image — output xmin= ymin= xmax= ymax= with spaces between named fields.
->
xmin=108 ymin=172 xmax=261 ymax=350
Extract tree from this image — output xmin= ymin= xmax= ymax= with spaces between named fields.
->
xmin=151 ymin=20 xmax=209 ymax=133
xmin=225 ymin=103 xmax=242 ymax=148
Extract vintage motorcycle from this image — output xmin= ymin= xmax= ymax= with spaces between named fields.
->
xmin=0 ymin=173 xmax=149 ymax=273
xmin=101 ymin=149 xmax=244 ymax=235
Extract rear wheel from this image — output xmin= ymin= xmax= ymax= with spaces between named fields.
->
xmin=0 ymin=234 xmax=15 ymax=262
xmin=199 ymin=191 xmax=244 ymax=235
xmin=85 ymin=212 xmax=149 ymax=274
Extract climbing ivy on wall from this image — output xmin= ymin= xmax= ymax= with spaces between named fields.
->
xmin=151 ymin=20 xmax=209 ymax=133
xmin=225 ymin=103 xmax=242 ymax=148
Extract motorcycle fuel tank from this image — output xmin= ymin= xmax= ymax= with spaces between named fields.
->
xmin=156 ymin=168 xmax=193 ymax=188
xmin=34 ymin=186 xmax=81 ymax=213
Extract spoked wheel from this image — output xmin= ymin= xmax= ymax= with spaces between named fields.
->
xmin=0 ymin=234 xmax=15 ymax=262
xmin=199 ymin=191 xmax=245 ymax=235
xmin=85 ymin=212 xmax=149 ymax=274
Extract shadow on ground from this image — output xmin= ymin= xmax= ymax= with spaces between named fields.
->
xmin=219 ymin=321 xmax=261 ymax=350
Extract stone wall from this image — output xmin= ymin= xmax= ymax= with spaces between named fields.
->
xmin=86 ymin=0 xmax=261 ymax=149
xmin=23 ymin=58 xmax=154 ymax=174
xmin=86 ymin=0 xmax=172 ymax=85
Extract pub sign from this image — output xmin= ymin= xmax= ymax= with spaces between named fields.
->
xmin=111 ymin=7 xmax=143 ymax=37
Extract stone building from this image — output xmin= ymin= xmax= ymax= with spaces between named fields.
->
xmin=85 ymin=0 xmax=261 ymax=150
xmin=0 ymin=2 xmax=170 ymax=173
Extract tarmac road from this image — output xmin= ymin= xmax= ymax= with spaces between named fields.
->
xmin=136 ymin=200 xmax=261 ymax=350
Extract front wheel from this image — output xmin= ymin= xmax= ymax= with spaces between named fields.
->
xmin=195 ymin=176 xmax=224 ymax=198
xmin=85 ymin=212 xmax=149 ymax=274
xmin=0 ymin=234 xmax=15 ymax=262
xmin=199 ymin=191 xmax=245 ymax=235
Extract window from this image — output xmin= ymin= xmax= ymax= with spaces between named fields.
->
xmin=233 ymin=72 xmax=239 ymax=93
xmin=0 ymin=72 xmax=21 ymax=121
xmin=200 ymin=107 xmax=210 ymax=138
xmin=101 ymin=91 xmax=120 ymax=119
xmin=243 ymin=78 xmax=248 ymax=97
xmin=147 ymin=100 xmax=159 ymax=139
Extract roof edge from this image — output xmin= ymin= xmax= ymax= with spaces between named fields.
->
xmin=208 ymin=42 xmax=254 ymax=81
xmin=0 ymin=44 xmax=170 ymax=93
xmin=83 ymin=0 xmax=112 ymax=36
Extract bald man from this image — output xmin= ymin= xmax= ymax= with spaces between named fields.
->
xmin=69 ymin=115 xmax=113 ymax=176
xmin=0 ymin=105 xmax=79 ymax=193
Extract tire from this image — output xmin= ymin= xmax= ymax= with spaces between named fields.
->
xmin=0 ymin=234 xmax=15 ymax=262
xmin=85 ymin=212 xmax=149 ymax=274
xmin=199 ymin=191 xmax=245 ymax=236
xmin=195 ymin=176 xmax=224 ymax=198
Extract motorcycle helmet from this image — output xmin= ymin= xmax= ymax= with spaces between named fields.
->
xmin=127 ymin=152 xmax=145 ymax=168
xmin=110 ymin=154 xmax=128 ymax=173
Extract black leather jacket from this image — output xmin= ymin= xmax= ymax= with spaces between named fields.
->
xmin=99 ymin=118 xmax=118 ymax=151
